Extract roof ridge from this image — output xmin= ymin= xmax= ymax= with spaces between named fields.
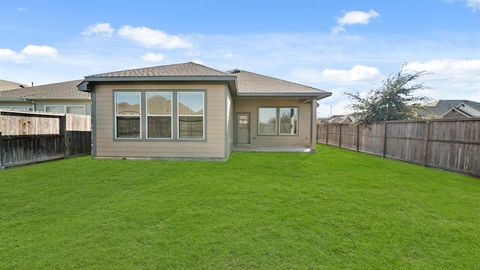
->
xmin=186 ymin=61 xmax=231 ymax=76
xmin=88 ymin=62 xmax=231 ymax=77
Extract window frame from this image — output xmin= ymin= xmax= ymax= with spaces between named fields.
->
xmin=114 ymin=91 xmax=142 ymax=140
xmin=0 ymin=105 xmax=33 ymax=111
xmin=177 ymin=91 xmax=205 ymax=140
xmin=146 ymin=91 xmax=173 ymax=140
xmin=257 ymin=106 xmax=299 ymax=136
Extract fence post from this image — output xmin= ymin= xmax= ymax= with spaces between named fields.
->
xmin=59 ymin=115 xmax=69 ymax=158
xmin=338 ymin=124 xmax=342 ymax=148
xmin=382 ymin=122 xmax=388 ymax=158
xmin=0 ymin=132 xmax=3 ymax=169
xmin=325 ymin=123 xmax=329 ymax=145
xmin=356 ymin=124 xmax=360 ymax=152
xmin=423 ymin=121 xmax=431 ymax=166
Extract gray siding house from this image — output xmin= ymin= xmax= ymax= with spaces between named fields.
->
xmin=0 ymin=80 xmax=91 ymax=114
xmin=78 ymin=62 xmax=331 ymax=160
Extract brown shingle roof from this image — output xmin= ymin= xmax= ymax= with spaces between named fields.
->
xmin=88 ymin=62 xmax=231 ymax=78
xmin=81 ymin=62 xmax=331 ymax=98
xmin=0 ymin=80 xmax=89 ymax=100
xmin=229 ymin=69 xmax=330 ymax=96
xmin=0 ymin=79 xmax=29 ymax=91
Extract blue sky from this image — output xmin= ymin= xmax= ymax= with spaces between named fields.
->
xmin=1 ymin=0 xmax=479 ymax=116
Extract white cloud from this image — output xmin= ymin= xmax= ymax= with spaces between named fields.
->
xmin=330 ymin=26 xmax=346 ymax=35
xmin=293 ymin=65 xmax=381 ymax=84
xmin=0 ymin=45 xmax=58 ymax=63
xmin=467 ymin=0 xmax=480 ymax=11
xmin=21 ymin=45 xmax=58 ymax=58
xmin=0 ymin=48 xmax=24 ymax=62
xmin=192 ymin=59 xmax=203 ymax=64
xmin=142 ymin=53 xmax=164 ymax=62
xmin=118 ymin=25 xmax=192 ymax=49
xmin=331 ymin=10 xmax=379 ymax=35
xmin=82 ymin=23 xmax=114 ymax=37
xmin=405 ymin=59 xmax=480 ymax=80
xmin=337 ymin=10 xmax=379 ymax=26
xmin=405 ymin=59 xmax=480 ymax=99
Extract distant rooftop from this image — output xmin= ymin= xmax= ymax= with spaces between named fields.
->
xmin=0 ymin=80 xmax=88 ymax=100
xmin=418 ymin=99 xmax=480 ymax=118
xmin=0 ymin=79 xmax=29 ymax=91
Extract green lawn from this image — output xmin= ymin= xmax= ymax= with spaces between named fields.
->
xmin=1 ymin=145 xmax=479 ymax=269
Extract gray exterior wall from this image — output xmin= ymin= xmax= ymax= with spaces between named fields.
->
xmin=93 ymin=81 xmax=227 ymax=159
xmin=234 ymin=97 xmax=313 ymax=148
xmin=226 ymin=86 xmax=234 ymax=157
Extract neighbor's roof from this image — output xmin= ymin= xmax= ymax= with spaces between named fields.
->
xmin=228 ymin=69 xmax=330 ymax=97
xmin=0 ymin=80 xmax=89 ymax=100
xmin=87 ymin=62 xmax=232 ymax=78
xmin=0 ymin=79 xmax=29 ymax=91
xmin=418 ymin=99 xmax=480 ymax=118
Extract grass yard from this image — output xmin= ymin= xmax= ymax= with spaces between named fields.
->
xmin=1 ymin=145 xmax=479 ymax=269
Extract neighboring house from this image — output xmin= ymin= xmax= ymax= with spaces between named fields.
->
xmin=0 ymin=80 xmax=91 ymax=114
xmin=416 ymin=100 xmax=480 ymax=119
xmin=0 ymin=79 xmax=29 ymax=91
xmin=441 ymin=102 xmax=480 ymax=119
xmin=318 ymin=114 xmax=356 ymax=124
xmin=78 ymin=62 xmax=331 ymax=160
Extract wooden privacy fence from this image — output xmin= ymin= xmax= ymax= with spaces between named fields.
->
xmin=0 ymin=111 xmax=91 ymax=168
xmin=317 ymin=118 xmax=480 ymax=177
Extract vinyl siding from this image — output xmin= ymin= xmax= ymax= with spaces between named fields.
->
xmin=235 ymin=97 xmax=312 ymax=147
xmin=226 ymin=87 xmax=234 ymax=156
xmin=94 ymin=82 xmax=226 ymax=159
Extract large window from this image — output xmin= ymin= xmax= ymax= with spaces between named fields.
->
xmin=177 ymin=92 xmax=204 ymax=139
xmin=45 ymin=105 xmax=86 ymax=115
xmin=147 ymin=92 xmax=172 ymax=139
xmin=279 ymin=107 xmax=298 ymax=135
xmin=258 ymin=108 xmax=277 ymax=135
xmin=258 ymin=107 xmax=298 ymax=136
xmin=115 ymin=92 xmax=141 ymax=139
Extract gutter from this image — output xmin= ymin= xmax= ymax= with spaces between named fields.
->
xmin=236 ymin=92 xmax=332 ymax=98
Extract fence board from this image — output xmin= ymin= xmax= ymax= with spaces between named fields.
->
xmin=317 ymin=118 xmax=480 ymax=177
xmin=0 ymin=111 xmax=91 ymax=168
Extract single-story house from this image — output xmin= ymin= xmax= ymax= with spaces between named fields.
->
xmin=0 ymin=79 xmax=29 ymax=91
xmin=441 ymin=101 xmax=480 ymax=119
xmin=78 ymin=62 xmax=331 ymax=160
xmin=318 ymin=114 xmax=356 ymax=124
xmin=0 ymin=80 xmax=91 ymax=114
xmin=416 ymin=99 xmax=480 ymax=119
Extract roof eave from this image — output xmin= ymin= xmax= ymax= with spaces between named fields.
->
xmin=79 ymin=76 xmax=238 ymax=92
